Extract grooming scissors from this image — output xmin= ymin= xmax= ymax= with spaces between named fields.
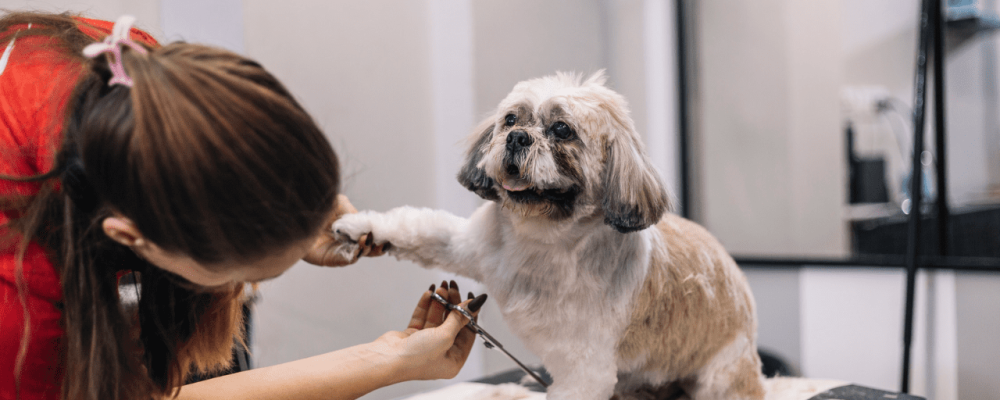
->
xmin=429 ymin=292 xmax=550 ymax=388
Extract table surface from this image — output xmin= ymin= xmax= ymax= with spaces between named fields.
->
xmin=465 ymin=368 xmax=927 ymax=400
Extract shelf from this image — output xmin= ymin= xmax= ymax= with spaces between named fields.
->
xmin=946 ymin=9 xmax=1000 ymax=45
xmin=851 ymin=203 xmax=1000 ymax=258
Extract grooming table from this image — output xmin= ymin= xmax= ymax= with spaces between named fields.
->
xmin=400 ymin=368 xmax=926 ymax=400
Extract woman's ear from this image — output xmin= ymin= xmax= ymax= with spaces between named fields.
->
xmin=102 ymin=215 xmax=146 ymax=247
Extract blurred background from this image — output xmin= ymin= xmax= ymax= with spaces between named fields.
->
xmin=3 ymin=0 xmax=1000 ymax=399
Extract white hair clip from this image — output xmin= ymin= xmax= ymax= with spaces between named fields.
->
xmin=82 ymin=15 xmax=148 ymax=87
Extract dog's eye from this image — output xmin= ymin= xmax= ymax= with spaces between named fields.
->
xmin=549 ymin=122 xmax=574 ymax=139
xmin=504 ymin=114 xmax=517 ymax=127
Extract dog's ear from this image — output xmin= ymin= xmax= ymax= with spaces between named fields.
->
xmin=600 ymin=104 xmax=670 ymax=233
xmin=457 ymin=118 xmax=500 ymax=201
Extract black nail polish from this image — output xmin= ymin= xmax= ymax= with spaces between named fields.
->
xmin=468 ymin=292 xmax=474 ymax=300
xmin=440 ymin=280 xmax=448 ymax=290
xmin=365 ymin=234 xmax=374 ymax=246
xmin=449 ymin=280 xmax=457 ymax=290
xmin=468 ymin=294 xmax=488 ymax=312
xmin=429 ymin=284 xmax=436 ymax=292
xmin=381 ymin=242 xmax=392 ymax=251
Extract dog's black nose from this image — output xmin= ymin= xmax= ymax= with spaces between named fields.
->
xmin=505 ymin=130 xmax=533 ymax=152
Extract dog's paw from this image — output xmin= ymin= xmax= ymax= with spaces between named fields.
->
xmin=332 ymin=212 xmax=376 ymax=244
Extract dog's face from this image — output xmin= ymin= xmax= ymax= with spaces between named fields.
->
xmin=458 ymin=72 xmax=670 ymax=233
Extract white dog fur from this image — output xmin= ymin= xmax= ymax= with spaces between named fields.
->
xmin=333 ymin=72 xmax=765 ymax=400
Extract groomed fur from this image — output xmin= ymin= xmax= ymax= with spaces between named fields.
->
xmin=335 ymin=72 xmax=764 ymax=400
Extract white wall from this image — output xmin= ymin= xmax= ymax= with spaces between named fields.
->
xmin=955 ymin=272 xmax=1000 ymax=400
xmin=695 ymin=0 xmax=848 ymax=259
xmin=798 ymin=268 xmax=958 ymax=399
xmin=160 ymin=0 xmax=242 ymax=52
xmin=743 ymin=268 xmax=802 ymax=374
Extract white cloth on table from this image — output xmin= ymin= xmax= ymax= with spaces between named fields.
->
xmin=401 ymin=378 xmax=849 ymax=400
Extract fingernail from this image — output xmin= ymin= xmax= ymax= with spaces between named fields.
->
xmin=365 ymin=234 xmax=374 ymax=246
xmin=440 ymin=280 xmax=448 ymax=290
xmin=468 ymin=292 xmax=474 ymax=300
xmin=449 ymin=280 xmax=457 ymax=290
xmin=468 ymin=294 xmax=488 ymax=312
xmin=429 ymin=284 xmax=436 ymax=292
xmin=381 ymin=242 xmax=392 ymax=251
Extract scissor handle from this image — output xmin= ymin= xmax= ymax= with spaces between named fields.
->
xmin=430 ymin=293 xmax=474 ymax=320
xmin=430 ymin=293 xmax=488 ymax=335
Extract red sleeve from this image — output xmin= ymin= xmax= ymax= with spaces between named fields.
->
xmin=0 ymin=31 xmax=77 ymax=397
xmin=0 ymin=243 xmax=64 ymax=400
xmin=0 ymin=17 xmax=159 ymax=398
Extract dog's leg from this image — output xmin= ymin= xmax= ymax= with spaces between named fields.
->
xmin=527 ymin=329 xmax=620 ymax=400
xmin=686 ymin=336 xmax=766 ymax=400
xmin=543 ymin=353 xmax=618 ymax=400
xmin=332 ymin=204 xmax=494 ymax=280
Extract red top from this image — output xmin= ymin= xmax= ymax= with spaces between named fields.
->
xmin=0 ymin=17 xmax=157 ymax=399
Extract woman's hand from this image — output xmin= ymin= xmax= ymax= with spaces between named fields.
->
xmin=175 ymin=281 xmax=488 ymax=400
xmin=372 ymin=280 xmax=488 ymax=382
xmin=303 ymin=194 xmax=387 ymax=266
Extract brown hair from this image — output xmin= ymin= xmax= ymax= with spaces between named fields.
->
xmin=0 ymin=11 xmax=340 ymax=400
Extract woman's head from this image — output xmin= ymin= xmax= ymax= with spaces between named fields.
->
xmin=67 ymin=27 xmax=342 ymax=394
xmin=1 ymin=12 xmax=341 ymax=400
xmin=70 ymin=40 xmax=340 ymax=274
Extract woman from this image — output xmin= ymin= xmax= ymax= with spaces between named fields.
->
xmin=0 ymin=12 xmax=486 ymax=400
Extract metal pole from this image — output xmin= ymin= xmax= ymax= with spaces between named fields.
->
xmin=675 ymin=0 xmax=692 ymax=219
xmin=933 ymin=0 xmax=949 ymax=257
xmin=901 ymin=0 xmax=936 ymax=393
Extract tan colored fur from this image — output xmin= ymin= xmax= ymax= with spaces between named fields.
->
xmin=618 ymin=214 xmax=763 ymax=398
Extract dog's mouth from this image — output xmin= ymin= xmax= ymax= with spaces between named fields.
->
xmin=503 ymin=184 xmax=581 ymax=205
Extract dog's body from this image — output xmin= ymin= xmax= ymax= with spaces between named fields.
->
xmin=333 ymin=72 xmax=765 ymax=400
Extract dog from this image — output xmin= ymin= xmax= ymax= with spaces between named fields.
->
xmin=333 ymin=71 xmax=766 ymax=400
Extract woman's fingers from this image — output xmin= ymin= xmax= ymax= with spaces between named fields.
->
xmin=447 ymin=280 xmax=461 ymax=305
xmin=356 ymin=234 xmax=373 ymax=258
xmin=439 ymin=296 xmax=486 ymax=362
xmin=467 ymin=292 xmax=481 ymax=323
xmin=366 ymin=242 xmax=388 ymax=257
xmin=333 ymin=194 xmax=358 ymax=218
xmin=407 ymin=285 xmax=435 ymax=330
xmin=391 ymin=287 xmax=487 ymax=381
xmin=303 ymin=195 xmax=376 ymax=267
xmin=303 ymin=234 xmax=358 ymax=266
xmin=452 ymin=293 xmax=486 ymax=359
xmin=424 ymin=281 xmax=450 ymax=329
xmin=450 ymin=301 xmax=477 ymax=351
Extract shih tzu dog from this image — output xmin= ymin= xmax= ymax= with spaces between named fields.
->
xmin=333 ymin=72 xmax=765 ymax=400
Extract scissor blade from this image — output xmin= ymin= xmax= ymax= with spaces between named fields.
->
xmin=428 ymin=292 xmax=550 ymax=388
xmin=492 ymin=344 xmax=550 ymax=388
xmin=467 ymin=323 xmax=502 ymax=347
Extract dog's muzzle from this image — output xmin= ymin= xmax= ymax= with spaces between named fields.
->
xmin=502 ymin=130 xmax=532 ymax=188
